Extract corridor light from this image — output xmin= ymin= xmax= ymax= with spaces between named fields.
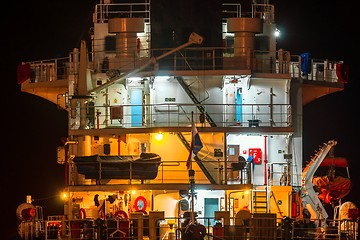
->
xmin=155 ymin=132 xmax=163 ymax=141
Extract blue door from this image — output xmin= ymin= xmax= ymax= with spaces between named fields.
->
xmin=204 ymin=198 xmax=218 ymax=226
xmin=131 ymin=88 xmax=143 ymax=127
xmin=236 ymin=89 xmax=242 ymax=123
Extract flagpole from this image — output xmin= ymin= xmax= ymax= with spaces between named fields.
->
xmin=187 ymin=111 xmax=203 ymax=225
xmin=189 ymin=111 xmax=195 ymax=224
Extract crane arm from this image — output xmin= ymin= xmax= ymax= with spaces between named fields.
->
xmin=300 ymin=140 xmax=337 ymax=228
xmin=88 ymin=32 xmax=204 ymax=95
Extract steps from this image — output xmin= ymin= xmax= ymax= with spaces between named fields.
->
xmin=252 ymin=188 xmax=268 ymax=213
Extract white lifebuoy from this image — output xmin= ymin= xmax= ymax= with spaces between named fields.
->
xmin=134 ymin=196 xmax=147 ymax=212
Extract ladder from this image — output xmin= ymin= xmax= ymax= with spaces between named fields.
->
xmin=252 ymin=188 xmax=268 ymax=213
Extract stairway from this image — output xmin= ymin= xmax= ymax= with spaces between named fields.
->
xmin=252 ymin=188 xmax=268 ymax=213
xmin=176 ymin=76 xmax=217 ymax=127
xmin=175 ymin=76 xmax=218 ymax=184
xmin=176 ymin=132 xmax=216 ymax=184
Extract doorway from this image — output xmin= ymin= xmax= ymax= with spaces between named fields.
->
xmin=131 ymin=88 xmax=143 ymax=127
xmin=204 ymin=198 xmax=219 ymax=226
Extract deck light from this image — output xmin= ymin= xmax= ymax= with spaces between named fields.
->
xmin=274 ymin=28 xmax=280 ymax=38
xmin=155 ymin=132 xmax=163 ymax=141
xmin=61 ymin=192 xmax=68 ymax=201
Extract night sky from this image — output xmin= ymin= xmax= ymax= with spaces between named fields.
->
xmin=4 ymin=1 xmax=359 ymax=239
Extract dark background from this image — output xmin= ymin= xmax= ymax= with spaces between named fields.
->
xmin=3 ymin=1 xmax=359 ymax=239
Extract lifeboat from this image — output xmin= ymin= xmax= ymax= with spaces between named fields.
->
xmin=312 ymin=157 xmax=351 ymax=204
xmin=73 ymin=152 xmax=161 ymax=180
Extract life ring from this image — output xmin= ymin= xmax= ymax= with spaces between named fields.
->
xmin=114 ymin=210 xmax=128 ymax=219
xmin=193 ymin=224 xmax=206 ymax=239
xmin=134 ymin=196 xmax=147 ymax=212
xmin=185 ymin=223 xmax=206 ymax=240
xmin=79 ymin=208 xmax=86 ymax=219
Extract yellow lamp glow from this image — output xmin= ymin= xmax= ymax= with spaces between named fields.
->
xmin=61 ymin=192 xmax=68 ymax=201
xmin=155 ymin=132 xmax=163 ymax=141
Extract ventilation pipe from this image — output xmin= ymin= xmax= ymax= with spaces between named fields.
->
xmin=227 ymin=18 xmax=262 ymax=69
xmin=108 ymin=18 xmax=145 ymax=71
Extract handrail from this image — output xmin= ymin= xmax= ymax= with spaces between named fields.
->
xmin=22 ymin=47 xmax=343 ymax=84
xmin=94 ymin=2 xmax=150 ymax=23
xmin=67 ymin=103 xmax=292 ymax=130
xmin=35 ymin=213 xmax=359 ymax=240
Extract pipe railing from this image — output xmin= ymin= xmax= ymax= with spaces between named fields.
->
xmin=23 ymin=46 xmax=343 ymax=85
xmin=31 ymin=213 xmax=359 ymax=240
xmin=68 ymin=103 xmax=292 ymax=130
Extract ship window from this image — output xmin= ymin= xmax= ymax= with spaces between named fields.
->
xmin=225 ymin=36 xmax=234 ymax=54
xmin=104 ymin=144 xmax=110 ymax=154
xmin=105 ymin=36 xmax=116 ymax=52
xmin=255 ymin=36 xmax=270 ymax=52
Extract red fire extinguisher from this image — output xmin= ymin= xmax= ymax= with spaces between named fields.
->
xmin=213 ymin=222 xmax=224 ymax=237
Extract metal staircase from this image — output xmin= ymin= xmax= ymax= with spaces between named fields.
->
xmin=176 ymin=76 xmax=217 ymax=127
xmin=174 ymin=76 xmax=219 ymax=184
xmin=252 ymin=188 xmax=268 ymax=213
xmin=176 ymin=132 xmax=216 ymax=184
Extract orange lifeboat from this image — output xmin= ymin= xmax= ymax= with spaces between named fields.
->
xmin=312 ymin=157 xmax=351 ymax=204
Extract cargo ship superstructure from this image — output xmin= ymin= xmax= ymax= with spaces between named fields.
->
xmin=17 ymin=0 xmax=358 ymax=239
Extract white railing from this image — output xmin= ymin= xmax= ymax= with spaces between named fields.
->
xmin=18 ymin=214 xmax=359 ymax=240
xmin=68 ymin=103 xmax=292 ymax=130
xmin=23 ymin=47 xmax=343 ymax=85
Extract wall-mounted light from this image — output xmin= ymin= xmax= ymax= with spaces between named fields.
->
xmin=61 ymin=191 xmax=68 ymax=201
xmin=274 ymin=28 xmax=280 ymax=38
xmin=155 ymin=132 xmax=163 ymax=141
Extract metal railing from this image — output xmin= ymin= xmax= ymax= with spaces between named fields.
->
xmin=68 ymin=103 xmax=292 ymax=130
xmin=70 ymin=158 xmax=298 ymax=188
xmin=94 ymin=2 xmax=150 ymax=23
xmin=93 ymin=2 xmax=274 ymax=24
xmin=289 ymin=55 xmax=342 ymax=81
xmin=71 ymin=159 xmax=249 ymax=186
xmin=23 ymin=46 xmax=343 ymax=85
xmin=19 ymin=214 xmax=359 ymax=240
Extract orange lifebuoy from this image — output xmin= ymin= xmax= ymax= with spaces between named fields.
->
xmin=79 ymin=208 xmax=86 ymax=219
xmin=114 ymin=210 xmax=128 ymax=219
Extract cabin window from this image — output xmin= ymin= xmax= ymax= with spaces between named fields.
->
xmin=105 ymin=35 xmax=116 ymax=52
xmin=255 ymin=36 xmax=270 ymax=52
